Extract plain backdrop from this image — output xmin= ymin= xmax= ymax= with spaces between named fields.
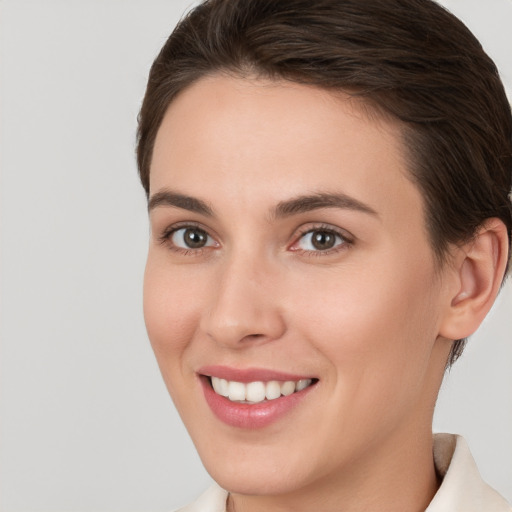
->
xmin=1 ymin=1 xmax=511 ymax=510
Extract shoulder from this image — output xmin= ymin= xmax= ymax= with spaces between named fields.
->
xmin=173 ymin=484 xmax=229 ymax=512
xmin=427 ymin=433 xmax=512 ymax=512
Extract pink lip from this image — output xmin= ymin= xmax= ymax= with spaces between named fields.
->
xmin=198 ymin=365 xmax=313 ymax=383
xmin=198 ymin=366 xmax=317 ymax=429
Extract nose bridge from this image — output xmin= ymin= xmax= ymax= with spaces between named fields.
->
xmin=201 ymin=247 xmax=285 ymax=347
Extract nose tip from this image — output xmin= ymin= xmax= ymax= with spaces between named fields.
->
xmin=203 ymin=320 xmax=268 ymax=347
xmin=200 ymin=262 xmax=286 ymax=348
xmin=201 ymin=286 xmax=287 ymax=347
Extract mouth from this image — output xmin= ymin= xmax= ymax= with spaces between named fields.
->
xmin=198 ymin=366 xmax=318 ymax=428
xmin=208 ymin=376 xmax=316 ymax=404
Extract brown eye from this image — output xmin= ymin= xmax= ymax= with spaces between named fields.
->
xmin=171 ymin=227 xmax=213 ymax=249
xmin=311 ymin=231 xmax=336 ymax=250
xmin=297 ymin=229 xmax=345 ymax=252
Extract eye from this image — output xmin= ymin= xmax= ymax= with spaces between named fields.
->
xmin=170 ymin=227 xmax=216 ymax=249
xmin=293 ymin=228 xmax=348 ymax=253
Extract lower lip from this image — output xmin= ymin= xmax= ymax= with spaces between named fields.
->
xmin=200 ymin=376 xmax=315 ymax=429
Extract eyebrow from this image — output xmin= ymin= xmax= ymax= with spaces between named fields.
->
xmin=148 ymin=190 xmax=213 ymax=216
xmin=272 ymin=192 xmax=378 ymax=219
xmin=148 ymin=189 xmax=378 ymax=219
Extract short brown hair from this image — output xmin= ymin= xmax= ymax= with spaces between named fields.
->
xmin=137 ymin=0 xmax=512 ymax=364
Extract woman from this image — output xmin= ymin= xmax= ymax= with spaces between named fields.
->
xmin=137 ymin=0 xmax=512 ymax=510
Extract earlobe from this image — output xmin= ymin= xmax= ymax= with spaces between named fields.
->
xmin=439 ymin=219 xmax=509 ymax=341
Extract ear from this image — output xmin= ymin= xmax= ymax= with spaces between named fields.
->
xmin=439 ymin=218 xmax=509 ymax=340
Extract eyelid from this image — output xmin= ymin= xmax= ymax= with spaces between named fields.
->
xmin=158 ymin=220 xmax=201 ymax=242
xmin=156 ymin=220 xmax=353 ymax=257
xmin=288 ymin=223 xmax=354 ymax=255
xmin=157 ymin=221 xmax=220 ymax=253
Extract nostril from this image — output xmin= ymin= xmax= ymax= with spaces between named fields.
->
xmin=238 ymin=333 xmax=269 ymax=344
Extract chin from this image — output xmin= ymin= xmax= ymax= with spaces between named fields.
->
xmin=193 ymin=435 xmax=324 ymax=497
xmin=204 ymin=459 xmax=313 ymax=496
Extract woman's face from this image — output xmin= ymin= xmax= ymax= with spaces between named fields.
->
xmin=144 ymin=75 xmax=453 ymax=495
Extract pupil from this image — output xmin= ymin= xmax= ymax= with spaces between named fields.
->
xmin=185 ymin=228 xmax=207 ymax=248
xmin=312 ymin=231 xmax=335 ymax=250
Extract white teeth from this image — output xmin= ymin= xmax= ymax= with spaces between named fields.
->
xmin=218 ymin=378 xmax=229 ymax=397
xmin=296 ymin=379 xmax=311 ymax=391
xmin=210 ymin=376 xmax=314 ymax=403
xmin=228 ymin=381 xmax=246 ymax=401
xmin=281 ymin=381 xmax=296 ymax=396
xmin=212 ymin=377 xmax=229 ymax=397
xmin=211 ymin=377 xmax=222 ymax=395
xmin=246 ymin=381 xmax=266 ymax=403
xmin=265 ymin=381 xmax=281 ymax=400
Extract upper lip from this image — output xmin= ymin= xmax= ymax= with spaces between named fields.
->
xmin=198 ymin=365 xmax=316 ymax=383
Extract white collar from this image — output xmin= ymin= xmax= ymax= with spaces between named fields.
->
xmin=426 ymin=433 xmax=511 ymax=511
xmin=177 ymin=434 xmax=511 ymax=512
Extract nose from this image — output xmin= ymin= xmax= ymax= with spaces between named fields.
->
xmin=199 ymin=252 xmax=286 ymax=348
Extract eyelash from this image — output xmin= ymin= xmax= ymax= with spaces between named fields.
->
xmin=157 ymin=222 xmax=353 ymax=257
xmin=290 ymin=223 xmax=353 ymax=257
xmin=158 ymin=222 xmax=215 ymax=257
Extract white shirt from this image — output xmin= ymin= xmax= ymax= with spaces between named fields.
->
xmin=175 ymin=434 xmax=511 ymax=512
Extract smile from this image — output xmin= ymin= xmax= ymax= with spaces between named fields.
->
xmin=199 ymin=367 xmax=318 ymax=428
xmin=210 ymin=376 xmax=314 ymax=404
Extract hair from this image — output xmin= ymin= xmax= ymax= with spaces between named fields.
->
xmin=136 ymin=0 xmax=512 ymax=365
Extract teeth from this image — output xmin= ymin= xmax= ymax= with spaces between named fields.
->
xmin=281 ymin=380 xmax=295 ymax=396
xmin=296 ymin=379 xmax=310 ymax=392
xmin=246 ymin=381 xmax=266 ymax=403
xmin=211 ymin=377 xmax=222 ymax=394
xmin=210 ymin=376 xmax=313 ymax=403
xmin=219 ymin=378 xmax=229 ymax=397
xmin=212 ymin=377 xmax=229 ymax=397
xmin=281 ymin=381 xmax=296 ymax=396
xmin=265 ymin=381 xmax=281 ymax=400
xmin=228 ymin=381 xmax=246 ymax=401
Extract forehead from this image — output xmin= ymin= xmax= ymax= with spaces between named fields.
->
xmin=155 ymin=74 xmax=403 ymax=152
xmin=150 ymin=74 xmax=422 ymax=228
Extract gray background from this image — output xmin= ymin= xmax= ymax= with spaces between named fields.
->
xmin=0 ymin=1 xmax=511 ymax=510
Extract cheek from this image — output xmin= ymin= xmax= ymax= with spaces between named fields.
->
xmin=142 ymin=257 xmax=205 ymax=382
xmin=289 ymin=269 xmax=440 ymax=458
xmin=293 ymin=259 xmax=440 ymax=402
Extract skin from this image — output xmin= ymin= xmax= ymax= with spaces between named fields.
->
xmin=143 ymin=75 xmax=505 ymax=511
